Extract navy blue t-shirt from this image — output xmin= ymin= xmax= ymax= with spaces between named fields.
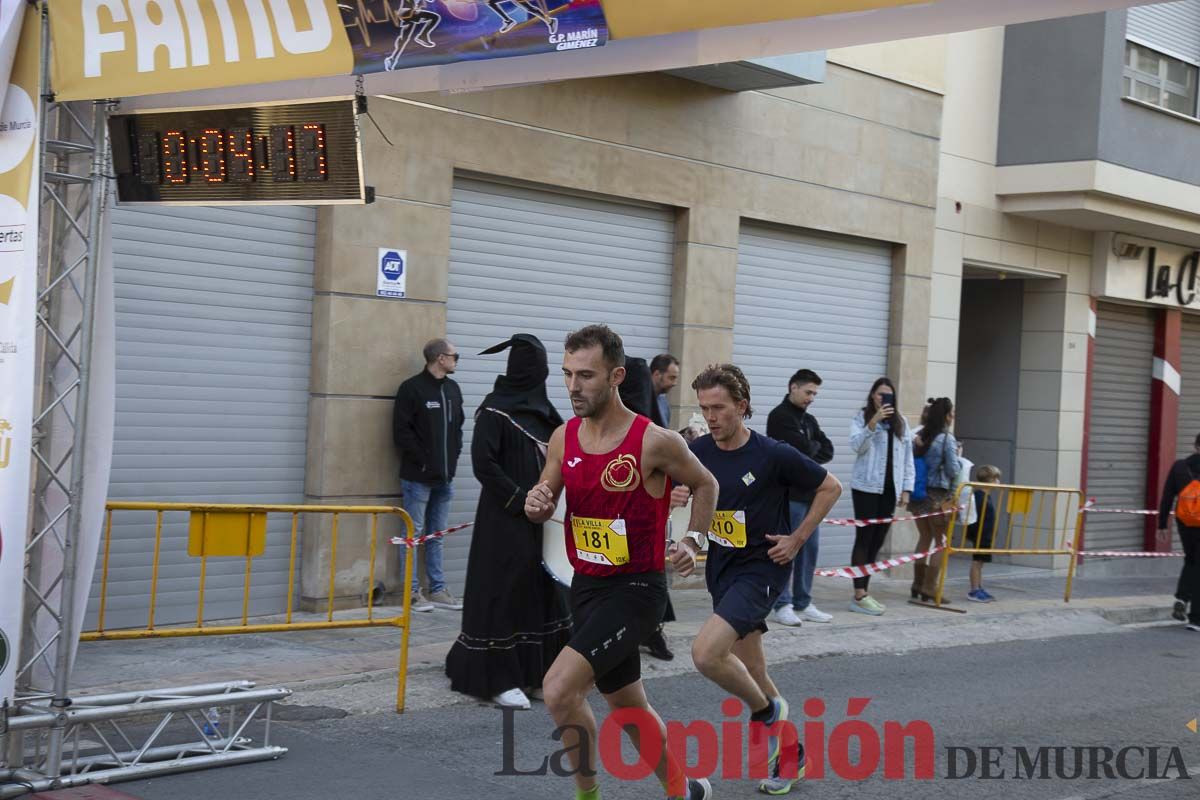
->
xmin=690 ymin=430 xmax=828 ymax=564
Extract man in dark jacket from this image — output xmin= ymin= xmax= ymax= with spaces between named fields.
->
xmin=393 ymin=338 xmax=465 ymax=611
xmin=649 ymin=353 xmax=680 ymax=429
xmin=766 ymin=369 xmax=835 ymax=625
xmin=1157 ymin=431 xmax=1200 ymax=631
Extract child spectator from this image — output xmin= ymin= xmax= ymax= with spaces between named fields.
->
xmin=967 ymin=465 xmax=1002 ymax=602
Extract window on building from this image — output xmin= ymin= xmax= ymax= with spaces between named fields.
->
xmin=1123 ymin=40 xmax=1199 ymax=117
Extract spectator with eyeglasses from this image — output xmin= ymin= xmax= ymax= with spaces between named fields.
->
xmin=393 ymin=338 xmax=466 ymax=611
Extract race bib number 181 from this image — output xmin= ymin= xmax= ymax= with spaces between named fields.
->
xmin=571 ymin=517 xmax=630 ymax=566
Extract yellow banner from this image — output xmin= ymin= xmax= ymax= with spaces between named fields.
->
xmin=51 ymin=0 xmax=354 ymax=101
xmin=50 ymin=0 xmax=924 ymax=101
xmin=600 ymin=0 xmax=922 ymax=39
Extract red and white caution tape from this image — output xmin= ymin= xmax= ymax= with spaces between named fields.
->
xmin=1074 ymin=501 xmax=1182 ymax=555
xmin=815 ymin=546 xmax=944 ymax=579
xmin=825 ymin=506 xmax=961 ymax=528
xmin=1081 ymin=497 xmax=1172 ymax=517
xmin=391 ymin=522 xmax=474 ymax=548
xmin=1074 ymin=549 xmax=1184 ymax=558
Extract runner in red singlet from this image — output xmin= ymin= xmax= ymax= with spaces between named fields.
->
xmin=526 ymin=325 xmax=719 ymax=800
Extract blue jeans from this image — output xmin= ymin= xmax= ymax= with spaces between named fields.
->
xmin=774 ymin=500 xmax=819 ymax=611
xmin=402 ymin=479 xmax=453 ymax=595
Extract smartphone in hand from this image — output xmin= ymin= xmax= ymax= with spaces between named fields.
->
xmin=880 ymin=392 xmax=895 ymax=429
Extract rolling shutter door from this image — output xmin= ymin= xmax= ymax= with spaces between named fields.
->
xmin=90 ymin=206 xmax=316 ymax=629
xmin=444 ymin=178 xmax=674 ymax=595
xmin=733 ymin=224 xmax=893 ymax=567
xmin=1087 ymin=303 xmax=1154 ymax=551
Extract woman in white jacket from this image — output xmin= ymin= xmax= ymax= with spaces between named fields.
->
xmin=847 ymin=378 xmax=915 ymax=615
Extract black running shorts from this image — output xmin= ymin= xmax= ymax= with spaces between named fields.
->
xmin=568 ymin=571 xmax=667 ymax=695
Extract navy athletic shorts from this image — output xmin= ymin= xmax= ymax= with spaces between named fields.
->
xmin=705 ymin=550 xmax=790 ymax=638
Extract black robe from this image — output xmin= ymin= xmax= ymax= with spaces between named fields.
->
xmin=445 ymin=377 xmax=570 ymax=699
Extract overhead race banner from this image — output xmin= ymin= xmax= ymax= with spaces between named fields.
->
xmin=49 ymin=0 xmax=937 ymax=101
xmin=346 ymin=0 xmax=608 ymax=74
xmin=0 ymin=2 xmax=40 ymax=707
xmin=52 ymin=0 xmax=609 ymax=100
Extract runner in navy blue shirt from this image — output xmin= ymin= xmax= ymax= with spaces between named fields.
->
xmin=673 ymin=365 xmax=841 ymax=787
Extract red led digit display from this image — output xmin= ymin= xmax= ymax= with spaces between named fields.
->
xmin=296 ymin=123 xmax=328 ymax=182
xmin=136 ymin=131 xmax=160 ymax=185
xmin=270 ymin=125 xmax=297 ymax=182
xmin=134 ymin=123 xmax=332 ymax=186
xmin=139 ymin=126 xmax=333 ymax=185
xmin=161 ymin=131 xmax=188 ymax=185
xmin=198 ymin=129 xmax=226 ymax=183
xmin=227 ymin=127 xmax=255 ymax=184
xmin=111 ymin=101 xmax=361 ymax=203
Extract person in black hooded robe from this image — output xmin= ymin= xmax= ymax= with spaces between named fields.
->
xmin=619 ymin=356 xmax=678 ymax=662
xmin=445 ymin=334 xmax=572 ymax=709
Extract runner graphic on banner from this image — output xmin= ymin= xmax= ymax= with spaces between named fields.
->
xmin=0 ymin=3 xmax=40 ymax=706
xmin=342 ymin=0 xmax=608 ymax=73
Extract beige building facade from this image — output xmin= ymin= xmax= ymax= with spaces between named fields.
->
xmin=307 ymin=63 xmax=943 ymax=603
xmin=98 ymin=6 xmax=1200 ymax=620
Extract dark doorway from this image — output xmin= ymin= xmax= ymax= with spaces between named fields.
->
xmin=955 ymin=277 xmax=1024 ymax=484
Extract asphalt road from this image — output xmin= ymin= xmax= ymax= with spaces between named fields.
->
xmin=122 ymin=624 xmax=1198 ymax=800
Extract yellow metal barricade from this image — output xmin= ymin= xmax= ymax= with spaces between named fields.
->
xmin=933 ymin=484 xmax=1085 ymax=606
xmin=85 ymin=502 xmax=418 ymax=712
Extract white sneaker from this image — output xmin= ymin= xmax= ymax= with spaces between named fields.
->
xmin=410 ymin=592 xmax=434 ymax=612
xmin=848 ymin=596 xmax=884 ymax=616
xmin=800 ymin=604 xmax=833 ymax=623
xmin=772 ymin=606 xmax=803 ymax=627
xmin=494 ymin=688 xmax=531 ymax=709
xmin=428 ymin=589 xmax=463 ymax=610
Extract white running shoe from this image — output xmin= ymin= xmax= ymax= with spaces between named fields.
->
xmin=494 ymin=688 xmax=531 ymax=709
xmin=772 ymin=606 xmax=803 ymax=627
xmin=428 ymin=589 xmax=463 ymax=610
xmin=800 ymin=604 xmax=833 ymax=623
xmin=848 ymin=596 xmax=884 ymax=616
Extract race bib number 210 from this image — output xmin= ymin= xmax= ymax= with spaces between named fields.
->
xmin=708 ymin=510 xmax=747 ymax=548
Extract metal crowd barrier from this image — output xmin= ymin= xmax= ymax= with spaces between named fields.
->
xmin=933 ymin=483 xmax=1085 ymax=605
xmin=84 ymin=502 xmax=418 ymax=712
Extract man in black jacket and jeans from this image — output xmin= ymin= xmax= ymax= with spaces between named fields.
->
xmin=766 ymin=369 xmax=835 ymax=625
xmin=1157 ymin=431 xmax=1200 ymax=631
xmin=394 ymin=338 xmax=465 ymax=611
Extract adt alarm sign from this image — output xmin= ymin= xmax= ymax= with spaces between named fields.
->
xmin=377 ymin=248 xmax=407 ymax=299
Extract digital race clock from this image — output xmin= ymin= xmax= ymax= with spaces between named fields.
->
xmin=109 ymin=100 xmax=364 ymax=205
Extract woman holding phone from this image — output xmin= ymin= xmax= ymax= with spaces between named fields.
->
xmin=847 ymin=378 xmax=915 ymax=615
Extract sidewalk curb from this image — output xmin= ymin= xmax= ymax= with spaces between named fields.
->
xmin=297 ymin=598 xmax=1179 ymax=688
